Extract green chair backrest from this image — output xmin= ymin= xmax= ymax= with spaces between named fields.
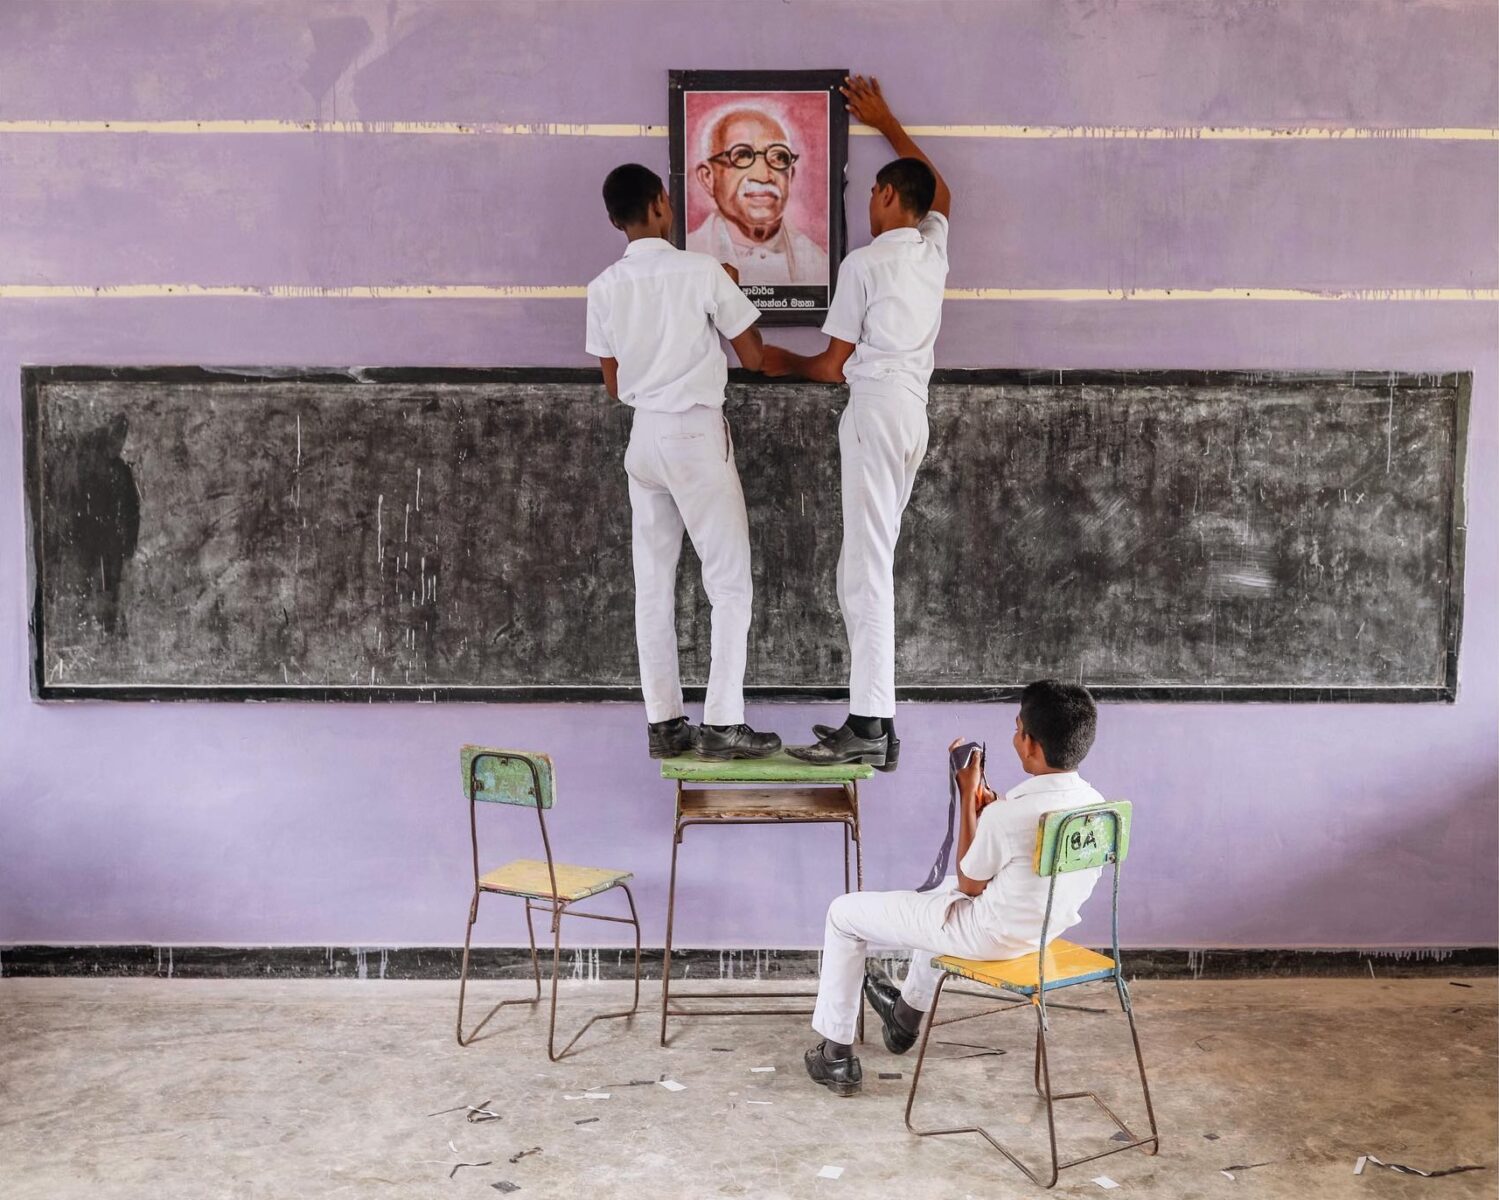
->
xmin=1033 ymin=801 xmax=1132 ymax=876
xmin=461 ymin=746 xmax=554 ymax=809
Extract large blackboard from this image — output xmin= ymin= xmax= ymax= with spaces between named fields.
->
xmin=24 ymin=367 xmax=1467 ymax=702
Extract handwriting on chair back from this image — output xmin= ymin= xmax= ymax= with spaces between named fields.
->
xmin=1034 ymin=801 xmax=1132 ymax=875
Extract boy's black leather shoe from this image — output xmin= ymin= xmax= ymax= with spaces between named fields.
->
xmin=863 ymin=971 xmax=918 ymax=1055
xmin=648 ymin=717 xmax=697 ymax=759
xmin=813 ymin=722 xmax=900 ymax=772
xmin=804 ymin=1042 xmax=863 ymax=1097
xmin=789 ymin=724 xmax=887 ymax=767
xmin=693 ymin=724 xmax=782 ymax=760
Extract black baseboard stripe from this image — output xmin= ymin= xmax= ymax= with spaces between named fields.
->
xmin=1 ymin=945 xmax=1493 ymax=981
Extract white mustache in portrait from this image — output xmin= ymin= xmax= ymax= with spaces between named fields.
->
xmin=739 ymin=180 xmax=784 ymax=198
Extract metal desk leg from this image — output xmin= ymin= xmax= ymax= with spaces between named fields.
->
xmin=660 ymin=813 xmax=683 ymax=1047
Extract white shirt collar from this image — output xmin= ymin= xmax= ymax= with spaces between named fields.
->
xmin=872 ymin=226 xmax=923 ymax=246
xmin=1007 ymin=771 xmax=1087 ymax=800
xmin=623 ymin=237 xmax=675 ymax=257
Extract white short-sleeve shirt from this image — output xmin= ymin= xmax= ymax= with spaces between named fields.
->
xmin=957 ymin=771 xmax=1106 ymax=954
xmin=586 ymin=238 xmax=760 ymax=413
xmin=821 ymin=211 xmax=949 ymax=402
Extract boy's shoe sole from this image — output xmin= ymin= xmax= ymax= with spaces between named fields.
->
xmin=786 ymin=745 xmax=887 ymax=767
xmin=692 ymin=745 xmax=779 ymax=761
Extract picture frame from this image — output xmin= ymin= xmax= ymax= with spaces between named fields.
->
xmin=669 ymin=68 xmax=849 ymax=327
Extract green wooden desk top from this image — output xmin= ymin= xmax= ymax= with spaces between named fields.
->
xmin=659 ymin=751 xmax=874 ymax=783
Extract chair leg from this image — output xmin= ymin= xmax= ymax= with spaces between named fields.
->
xmin=522 ymin=898 xmax=543 ymax=1001
xmin=457 ymin=892 xmax=543 ymax=1047
xmin=1033 ymin=1019 xmax=1044 ymax=1097
xmin=540 ymin=886 xmax=647 ymax=1061
xmin=545 ymin=905 xmax=564 ymax=1062
xmin=908 ymin=980 xmax=1160 ymax=1190
xmin=1123 ymin=991 xmax=1161 ymax=1155
xmin=903 ymin=972 xmax=946 ymax=1133
xmin=455 ymin=890 xmax=480 ymax=1045
xmin=1034 ymin=1002 xmax=1062 ymax=1188
xmin=621 ymin=882 xmax=643 ymax=1017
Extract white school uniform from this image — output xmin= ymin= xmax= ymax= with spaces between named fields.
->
xmin=820 ymin=212 xmax=949 ymax=717
xmin=811 ymin=771 xmax=1104 ymax=1046
xmin=585 ymin=238 xmax=760 ymax=725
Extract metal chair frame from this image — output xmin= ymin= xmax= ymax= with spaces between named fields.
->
xmin=455 ymin=750 xmax=642 ymax=1061
xmin=904 ymin=804 xmax=1159 ymax=1188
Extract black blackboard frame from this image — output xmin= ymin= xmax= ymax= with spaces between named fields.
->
xmin=23 ymin=365 xmax=1468 ymax=704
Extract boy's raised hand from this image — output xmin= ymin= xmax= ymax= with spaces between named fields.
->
xmin=841 ymin=74 xmax=895 ymax=133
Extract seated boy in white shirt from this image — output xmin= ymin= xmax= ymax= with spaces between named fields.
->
xmin=586 ymin=163 xmax=781 ymax=761
xmin=805 ymin=680 xmax=1106 ymax=1096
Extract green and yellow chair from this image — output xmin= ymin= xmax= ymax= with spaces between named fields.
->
xmin=455 ymin=747 xmax=642 ymax=1061
xmin=904 ymin=801 xmax=1159 ymax=1188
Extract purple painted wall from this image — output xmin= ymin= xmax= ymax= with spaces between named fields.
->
xmin=1 ymin=1 xmax=1495 ymax=951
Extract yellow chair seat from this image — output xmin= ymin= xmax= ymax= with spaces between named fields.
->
xmin=935 ymin=939 xmax=1117 ymax=996
xmin=479 ymin=858 xmax=632 ymax=902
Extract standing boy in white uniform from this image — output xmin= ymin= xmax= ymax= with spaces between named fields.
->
xmin=803 ymin=681 xmax=1106 ymax=1096
xmin=587 ymin=163 xmax=781 ymax=761
xmin=762 ymin=76 xmax=950 ymax=771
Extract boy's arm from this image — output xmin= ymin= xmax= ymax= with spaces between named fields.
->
xmin=760 ymin=338 xmax=855 ymax=384
xmin=710 ymin=260 xmax=764 ymax=371
xmin=729 ymin=326 xmax=765 ymax=372
xmin=598 ymin=357 xmax=619 ymax=400
xmin=951 ymin=740 xmax=999 ymax=896
xmin=955 ymin=788 xmax=992 ymax=896
xmin=842 ymin=75 xmax=951 ymax=218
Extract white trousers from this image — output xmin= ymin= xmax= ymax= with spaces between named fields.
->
xmin=625 ymin=405 xmax=752 ymax=727
xmin=837 ymin=380 xmax=930 ymax=717
xmin=811 ymin=878 xmax=1014 ymax=1046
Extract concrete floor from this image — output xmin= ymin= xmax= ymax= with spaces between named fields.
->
xmin=1 ymin=977 xmax=1493 ymax=1199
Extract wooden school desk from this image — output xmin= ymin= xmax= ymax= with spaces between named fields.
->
xmin=657 ymin=753 xmax=874 ymax=1044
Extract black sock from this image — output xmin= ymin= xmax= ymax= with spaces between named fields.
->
xmin=653 ymin=716 xmax=687 ymax=729
xmin=894 ymin=997 xmax=923 ymax=1035
xmin=848 ymin=714 xmax=883 ymax=739
xmin=822 ymin=1039 xmax=854 ymax=1061
xmin=706 ymin=723 xmax=735 ymax=733
xmin=884 ymin=717 xmax=898 ymax=741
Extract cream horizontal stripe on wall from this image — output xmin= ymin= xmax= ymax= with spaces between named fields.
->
xmin=1 ymin=284 xmax=1495 ymax=302
xmin=0 ymin=119 xmax=1495 ymax=140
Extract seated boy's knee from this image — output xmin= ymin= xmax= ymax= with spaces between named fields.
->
xmin=827 ymin=891 xmax=861 ymax=930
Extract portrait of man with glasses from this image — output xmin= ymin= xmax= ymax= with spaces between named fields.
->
xmin=671 ymin=71 xmax=848 ymax=325
xmin=687 ymin=103 xmax=830 ymax=288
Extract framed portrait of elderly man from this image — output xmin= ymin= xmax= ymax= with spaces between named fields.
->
xmin=669 ymin=69 xmax=849 ymax=326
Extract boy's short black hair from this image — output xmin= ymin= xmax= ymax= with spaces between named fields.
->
xmin=1019 ymin=679 xmax=1098 ymax=771
xmin=875 ymin=156 xmax=937 ymax=218
xmin=602 ymin=163 xmax=666 ymax=228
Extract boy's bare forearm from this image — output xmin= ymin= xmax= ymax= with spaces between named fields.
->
xmin=955 ymin=798 xmax=988 ymax=896
xmin=784 ymin=348 xmax=838 ymax=383
xmin=730 ymin=326 xmax=765 ymax=372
